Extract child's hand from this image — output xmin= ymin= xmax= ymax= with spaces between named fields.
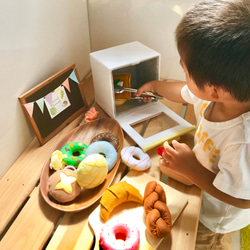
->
xmin=161 ymin=140 xmax=198 ymax=178
xmin=135 ymin=81 xmax=156 ymax=102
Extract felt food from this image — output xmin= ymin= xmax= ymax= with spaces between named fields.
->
xmin=121 ymin=146 xmax=151 ymax=171
xmin=99 ymin=217 xmax=140 ymax=250
xmin=85 ymin=141 xmax=117 ymax=172
xmin=143 ymin=181 xmax=172 ymax=238
xmin=48 ymin=169 xmax=81 ymax=203
xmin=61 ymin=142 xmax=88 ymax=167
xmin=100 ymin=181 xmax=143 ymax=222
xmin=76 ymin=154 xmax=108 ymax=189
xmin=49 ymin=150 xmax=66 ymax=170
xmin=114 ymin=73 xmax=131 ymax=106
xmin=91 ymin=132 xmax=120 ymax=151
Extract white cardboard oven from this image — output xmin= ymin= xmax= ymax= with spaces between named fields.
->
xmin=90 ymin=41 xmax=195 ymax=152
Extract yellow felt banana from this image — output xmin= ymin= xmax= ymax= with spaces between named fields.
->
xmin=100 ymin=181 xmax=143 ymax=222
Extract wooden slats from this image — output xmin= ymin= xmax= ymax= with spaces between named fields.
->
xmin=0 ymin=187 xmax=63 ymax=250
xmin=0 ymin=74 xmax=201 ymax=250
xmin=0 ymin=73 xmax=95 ymax=239
xmin=46 ymin=162 xmax=128 ymax=250
xmin=0 ymin=114 xmax=85 ymax=236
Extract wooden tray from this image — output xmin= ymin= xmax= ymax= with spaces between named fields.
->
xmin=40 ymin=118 xmax=124 ymax=212
xmin=89 ymin=170 xmax=188 ymax=249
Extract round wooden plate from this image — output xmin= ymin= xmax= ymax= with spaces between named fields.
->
xmin=40 ymin=118 xmax=124 ymax=212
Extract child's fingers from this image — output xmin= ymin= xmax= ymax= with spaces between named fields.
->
xmin=171 ymin=140 xmax=180 ymax=149
xmin=163 ymin=141 xmax=176 ymax=155
xmin=163 ymin=141 xmax=169 ymax=148
xmin=172 ymin=139 xmax=190 ymax=151
xmin=135 ymin=85 xmax=148 ymax=96
xmin=161 ymin=142 xmax=174 ymax=162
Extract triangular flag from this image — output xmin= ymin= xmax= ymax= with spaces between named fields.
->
xmin=54 ymin=86 xmax=62 ymax=100
xmin=23 ymin=102 xmax=34 ymax=117
xmin=36 ymin=97 xmax=45 ymax=113
xmin=45 ymin=92 xmax=53 ymax=106
xmin=69 ymin=70 xmax=79 ymax=84
xmin=62 ymin=78 xmax=70 ymax=92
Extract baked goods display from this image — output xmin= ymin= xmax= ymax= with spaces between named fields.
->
xmin=47 ymin=132 xmax=120 ymax=204
xmin=100 ymin=181 xmax=143 ymax=222
xmin=99 ymin=217 xmax=140 ymax=250
xmin=48 ymin=169 xmax=81 ymax=203
xmin=61 ymin=142 xmax=88 ymax=167
xmin=95 ymin=179 xmax=174 ymax=249
xmin=76 ymin=154 xmax=108 ymax=189
xmin=85 ymin=141 xmax=117 ymax=172
xmin=40 ymin=117 xmax=125 ymax=213
xmin=121 ymin=146 xmax=151 ymax=171
xmin=91 ymin=132 xmax=120 ymax=151
xmin=143 ymin=181 xmax=172 ymax=238
xmin=86 ymin=169 xmax=190 ymax=250
xmin=45 ymin=123 xmax=174 ymax=247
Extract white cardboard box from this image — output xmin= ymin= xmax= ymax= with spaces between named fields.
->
xmin=90 ymin=42 xmax=195 ymax=151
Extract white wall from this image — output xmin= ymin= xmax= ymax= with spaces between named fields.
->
xmin=88 ymin=0 xmax=200 ymax=81
xmin=0 ymin=0 xmax=91 ymax=179
xmin=0 ymin=0 xmax=201 ymax=179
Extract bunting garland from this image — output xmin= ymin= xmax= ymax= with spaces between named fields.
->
xmin=24 ymin=102 xmax=34 ymax=118
xmin=23 ymin=69 xmax=79 ymax=118
xmin=36 ymin=97 xmax=45 ymax=113
xmin=69 ymin=70 xmax=79 ymax=84
xmin=62 ymin=78 xmax=70 ymax=92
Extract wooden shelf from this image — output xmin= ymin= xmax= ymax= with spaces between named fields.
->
xmin=0 ymin=74 xmax=201 ymax=250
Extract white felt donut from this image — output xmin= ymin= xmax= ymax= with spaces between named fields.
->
xmin=121 ymin=146 xmax=151 ymax=171
xmin=99 ymin=218 xmax=140 ymax=250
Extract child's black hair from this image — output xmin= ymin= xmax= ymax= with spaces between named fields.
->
xmin=175 ymin=0 xmax=250 ymax=102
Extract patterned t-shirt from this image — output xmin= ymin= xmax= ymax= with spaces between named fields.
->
xmin=181 ymin=85 xmax=250 ymax=233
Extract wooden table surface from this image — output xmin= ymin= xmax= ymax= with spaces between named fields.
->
xmin=0 ymin=74 xmax=201 ymax=250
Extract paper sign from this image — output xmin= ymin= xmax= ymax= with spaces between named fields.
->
xmin=45 ymin=86 xmax=71 ymax=119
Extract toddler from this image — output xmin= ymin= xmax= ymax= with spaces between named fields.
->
xmin=136 ymin=0 xmax=250 ymax=249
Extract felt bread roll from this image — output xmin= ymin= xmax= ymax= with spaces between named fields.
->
xmin=143 ymin=181 xmax=172 ymax=238
xmin=48 ymin=169 xmax=81 ymax=203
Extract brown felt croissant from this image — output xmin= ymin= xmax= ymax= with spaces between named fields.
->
xmin=143 ymin=181 xmax=172 ymax=238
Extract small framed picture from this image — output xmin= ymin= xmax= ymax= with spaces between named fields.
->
xmin=19 ymin=64 xmax=88 ymax=145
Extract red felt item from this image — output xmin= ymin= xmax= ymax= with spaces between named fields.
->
xmin=157 ymin=146 xmax=165 ymax=156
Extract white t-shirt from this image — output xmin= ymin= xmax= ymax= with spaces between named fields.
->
xmin=181 ymin=85 xmax=250 ymax=233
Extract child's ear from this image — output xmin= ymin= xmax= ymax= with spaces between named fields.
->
xmin=210 ymin=86 xmax=226 ymax=100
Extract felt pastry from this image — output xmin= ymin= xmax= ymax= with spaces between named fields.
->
xmin=121 ymin=146 xmax=151 ymax=171
xmin=91 ymin=132 xmax=120 ymax=151
xmin=61 ymin=142 xmax=88 ymax=167
xmin=48 ymin=169 xmax=81 ymax=203
xmin=49 ymin=150 xmax=66 ymax=170
xmin=143 ymin=181 xmax=172 ymax=238
xmin=85 ymin=141 xmax=117 ymax=172
xmin=100 ymin=181 xmax=143 ymax=222
xmin=76 ymin=154 xmax=108 ymax=189
xmin=99 ymin=217 xmax=140 ymax=250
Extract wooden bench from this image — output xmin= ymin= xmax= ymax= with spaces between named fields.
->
xmin=0 ymin=74 xmax=201 ymax=250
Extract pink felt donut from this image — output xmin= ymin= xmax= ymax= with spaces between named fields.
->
xmin=121 ymin=146 xmax=151 ymax=171
xmin=99 ymin=218 xmax=140 ymax=250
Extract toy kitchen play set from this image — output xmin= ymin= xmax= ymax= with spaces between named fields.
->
xmin=90 ymin=41 xmax=195 ymax=152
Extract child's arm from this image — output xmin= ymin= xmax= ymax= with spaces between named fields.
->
xmin=135 ymin=80 xmax=186 ymax=103
xmin=162 ymin=140 xmax=250 ymax=209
